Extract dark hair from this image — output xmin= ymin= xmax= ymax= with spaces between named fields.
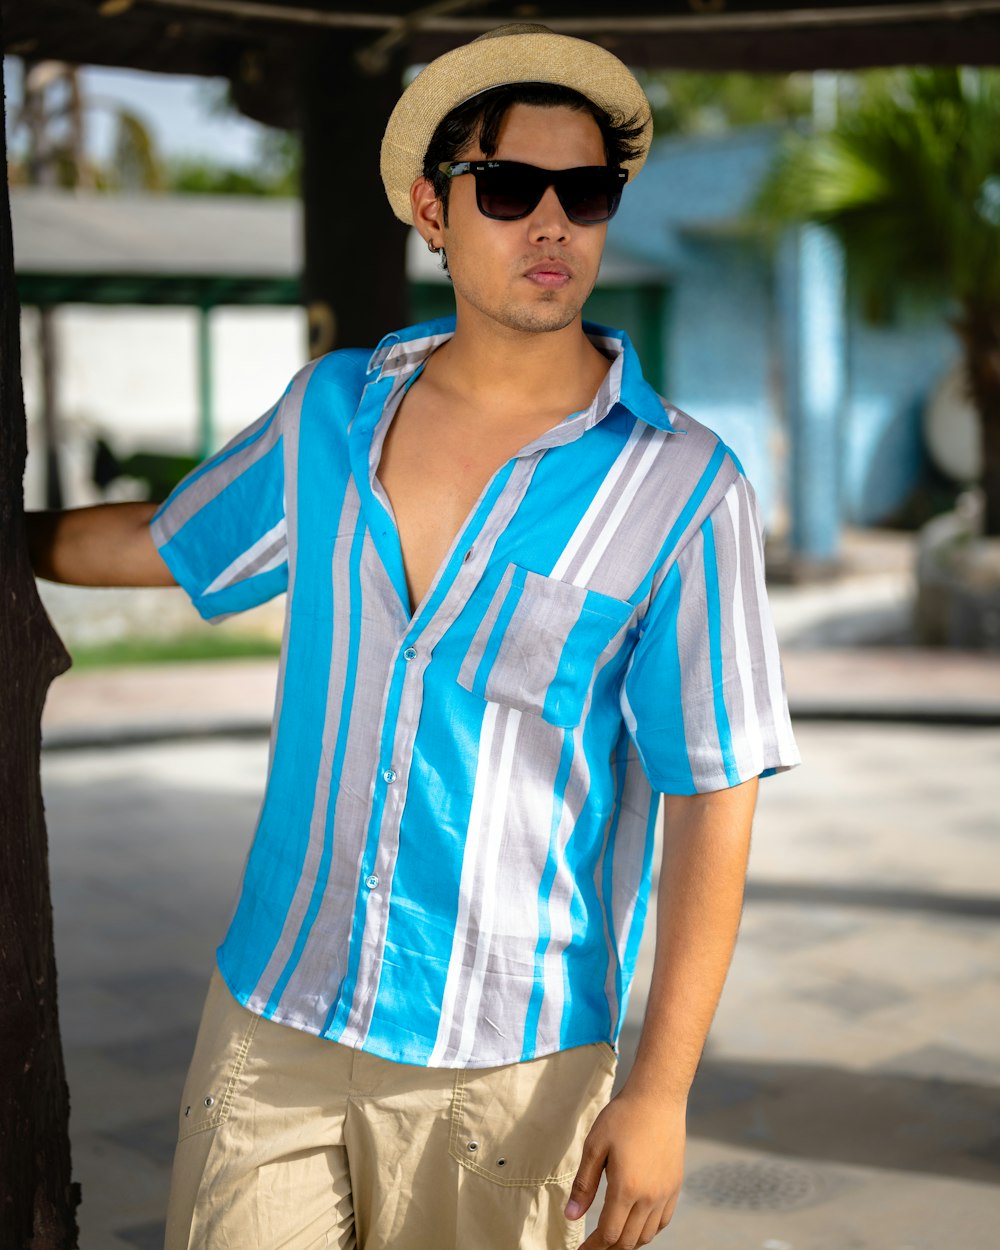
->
xmin=422 ymin=82 xmax=646 ymax=225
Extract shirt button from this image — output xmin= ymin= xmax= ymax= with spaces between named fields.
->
xmin=403 ymin=646 xmax=417 ymax=661
xmin=383 ymin=768 xmax=397 ymax=784
xmin=365 ymin=873 xmax=379 ymax=890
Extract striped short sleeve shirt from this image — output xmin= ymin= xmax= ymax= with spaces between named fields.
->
xmin=151 ymin=315 xmax=801 ymax=1068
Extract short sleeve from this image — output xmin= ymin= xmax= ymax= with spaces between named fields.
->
xmin=150 ymin=393 xmax=288 ymax=623
xmin=620 ymin=472 xmax=801 ymax=794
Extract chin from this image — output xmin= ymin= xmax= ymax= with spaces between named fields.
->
xmin=498 ymin=302 xmax=583 ymax=335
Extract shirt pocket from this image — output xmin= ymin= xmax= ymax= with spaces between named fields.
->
xmin=457 ymin=563 xmax=635 ymax=729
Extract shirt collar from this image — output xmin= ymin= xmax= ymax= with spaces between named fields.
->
xmin=366 ymin=316 xmax=677 ymax=434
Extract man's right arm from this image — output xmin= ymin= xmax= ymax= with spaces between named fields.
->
xmin=25 ymin=503 xmax=176 ymax=588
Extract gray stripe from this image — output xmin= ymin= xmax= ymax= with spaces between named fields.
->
xmin=733 ymin=476 xmax=786 ymax=759
xmin=288 ymin=532 xmax=405 ymax=1030
xmin=674 ymin=526 xmax=724 ymax=788
xmin=248 ymin=486 xmax=362 ymax=1014
xmin=708 ymin=488 xmax=750 ymax=760
xmin=558 ymin=423 xmax=662 ymax=586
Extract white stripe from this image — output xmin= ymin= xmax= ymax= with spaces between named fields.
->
xmin=429 ymin=702 xmax=500 ymax=1065
xmin=571 ymin=429 xmax=668 ymax=587
xmin=452 ymin=708 xmax=522 ymax=1064
xmin=203 ymin=516 xmax=287 ymax=595
xmin=549 ymin=421 xmax=646 ymax=581
xmin=724 ymin=484 xmax=765 ymax=775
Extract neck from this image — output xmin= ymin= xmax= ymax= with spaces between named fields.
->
xmin=425 ymin=306 xmax=610 ymax=421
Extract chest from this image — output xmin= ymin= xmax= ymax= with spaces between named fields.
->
xmin=376 ymin=391 xmax=555 ymax=611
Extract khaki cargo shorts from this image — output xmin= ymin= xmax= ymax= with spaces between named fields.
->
xmin=165 ymin=967 xmax=617 ymax=1250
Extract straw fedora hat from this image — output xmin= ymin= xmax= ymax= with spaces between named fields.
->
xmin=380 ymin=23 xmax=653 ymax=225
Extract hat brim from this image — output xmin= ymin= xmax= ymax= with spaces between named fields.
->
xmin=380 ymin=31 xmax=653 ymax=225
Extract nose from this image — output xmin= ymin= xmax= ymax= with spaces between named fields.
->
xmin=527 ymin=182 xmax=571 ymax=243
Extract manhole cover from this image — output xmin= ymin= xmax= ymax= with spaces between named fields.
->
xmin=685 ymin=1159 xmax=825 ymax=1211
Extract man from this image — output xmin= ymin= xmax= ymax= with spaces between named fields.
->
xmin=27 ymin=23 xmax=800 ymax=1250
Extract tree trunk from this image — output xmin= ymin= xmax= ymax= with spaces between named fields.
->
xmin=0 ymin=40 xmax=79 ymax=1250
xmin=957 ymin=302 xmax=1000 ymax=537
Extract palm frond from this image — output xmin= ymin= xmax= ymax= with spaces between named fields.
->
xmin=757 ymin=69 xmax=1000 ymax=309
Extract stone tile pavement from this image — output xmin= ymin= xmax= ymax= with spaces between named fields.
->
xmin=42 ymin=719 xmax=1000 ymax=1249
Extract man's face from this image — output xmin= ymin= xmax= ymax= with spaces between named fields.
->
xmin=438 ymin=103 xmax=610 ymax=337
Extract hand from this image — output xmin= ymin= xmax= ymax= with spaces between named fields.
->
xmin=565 ymin=1090 xmax=686 ymax=1248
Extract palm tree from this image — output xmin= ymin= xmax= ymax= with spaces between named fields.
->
xmin=761 ymin=68 xmax=1000 ymax=536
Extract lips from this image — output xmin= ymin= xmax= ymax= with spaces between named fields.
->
xmin=524 ymin=259 xmax=572 ymax=279
xmin=523 ymin=259 xmax=573 ymax=287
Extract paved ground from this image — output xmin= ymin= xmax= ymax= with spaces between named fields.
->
xmin=35 ymin=527 xmax=1000 ymax=1248
xmin=42 ymin=721 xmax=1000 ymax=1250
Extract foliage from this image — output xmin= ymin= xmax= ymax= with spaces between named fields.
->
xmin=636 ymin=69 xmax=813 ymax=137
xmin=70 ymin=631 xmax=281 ymax=668
xmin=167 ymin=129 xmax=300 ymax=197
xmin=757 ymin=69 xmax=1000 ymax=312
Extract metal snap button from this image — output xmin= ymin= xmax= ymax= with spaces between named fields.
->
xmin=467 ymin=1141 xmax=478 ymax=1152
xmin=496 ymin=1157 xmax=506 ymax=1167
xmin=204 ymin=1096 xmax=215 ymax=1108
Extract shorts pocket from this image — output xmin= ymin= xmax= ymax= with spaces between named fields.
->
xmin=449 ymin=1043 xmax=617 ymax=1187
xmin=177 ymin=969 xmax=260 ymax=1142
xmin=457 ymin=564 xmax=634 ymax=729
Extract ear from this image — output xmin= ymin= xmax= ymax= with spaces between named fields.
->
xmin=411 ymin=175 xmax=445 ymax=245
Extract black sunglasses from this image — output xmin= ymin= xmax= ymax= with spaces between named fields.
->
xmin=437 ymin=160 xmax=628 ymax=225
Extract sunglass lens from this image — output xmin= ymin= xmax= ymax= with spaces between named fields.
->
xmin=476 ymin=166 xmax=537 ymax=220
xmin=560 ymin=170 xmax=620 ymax=224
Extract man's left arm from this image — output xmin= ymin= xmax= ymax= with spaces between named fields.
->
xmin=566 ymin=775 xmax=759 ymax=1249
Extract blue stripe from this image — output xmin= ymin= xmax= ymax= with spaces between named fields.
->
xmin=264 ymin=520 xmax=368 ymax=1016
xmin=702 ymin=516 xmax=740 ymax=786
xmin=151 ymin=398 xmax=285 ymax=522
xmin=194 ymin=565 xmax=288 ymax=621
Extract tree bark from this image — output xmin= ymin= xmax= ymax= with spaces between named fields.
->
xmin=957 ymin=302 xmax=1000 ymax=537
xmin=0 ymin=38 xmax=79 ymax=1250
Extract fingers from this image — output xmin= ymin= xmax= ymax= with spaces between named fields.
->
xmin=565 ymin=1137 xmax=608 ymax=1220
xmin=579 ymin=1195 xmax=676 ymax=1249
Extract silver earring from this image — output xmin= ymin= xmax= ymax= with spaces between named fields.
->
xmin=426 ymin=239 xmax=439 ymax=254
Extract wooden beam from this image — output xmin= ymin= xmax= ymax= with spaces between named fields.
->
xmin=300 ymin=32 xmax=409 ymax=351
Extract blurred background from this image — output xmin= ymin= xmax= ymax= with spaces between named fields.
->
xmin=3 ymin=1 xmax=999 ymax=1246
